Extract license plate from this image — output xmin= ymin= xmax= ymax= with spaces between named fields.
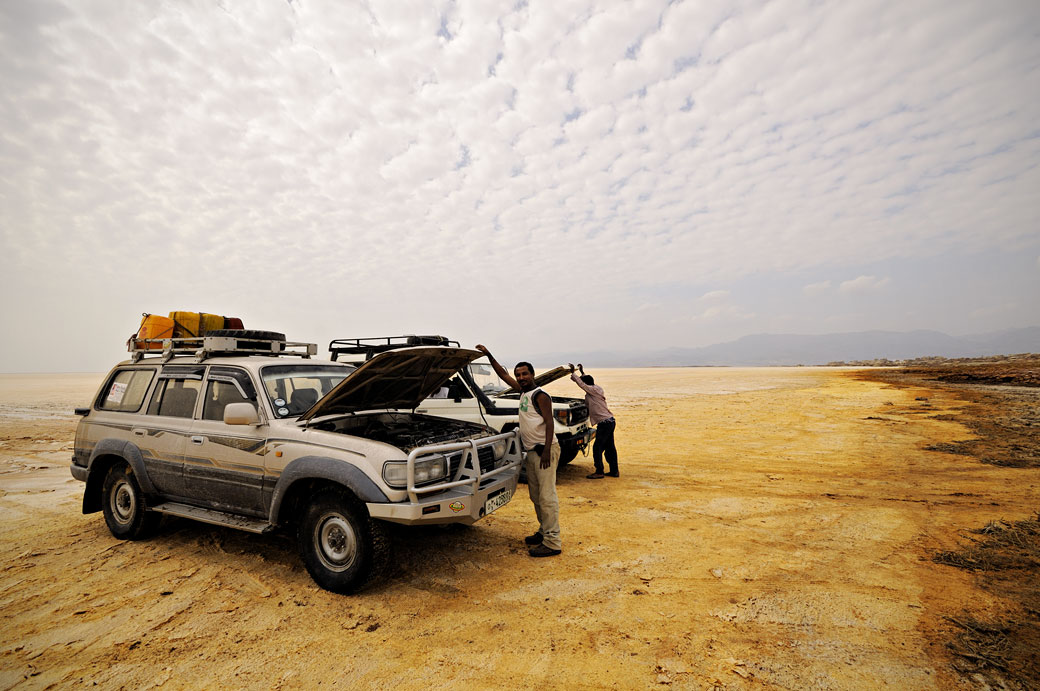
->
xmin=485 ymin=490 xmax=511 ymax=515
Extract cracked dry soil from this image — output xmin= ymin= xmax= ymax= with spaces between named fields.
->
xmin=1 ymin=368 xmax=1037 ymax=689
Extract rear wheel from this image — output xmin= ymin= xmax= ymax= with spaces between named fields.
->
xmin=101 ymin=464 xmax=160 ymax=540
xmin=297 ymin=489 xmax=390 ymax=594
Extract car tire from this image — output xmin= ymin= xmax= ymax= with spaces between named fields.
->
xmin=519 ymin=442 xmax=578 ymax=482
xmin=204 ymin=329 xmax=286 ymax=341
xmin=298 ymin=489 xmax=390 ymax=594
xmin=101 ymin=463 xmax=160 ymax=540
xmin=558 ymin=442 xmax=579 ymax=467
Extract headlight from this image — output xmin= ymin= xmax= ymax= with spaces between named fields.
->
xmin=382 ymin=456 xmax=448 ymax=487
xmin=491 ymin=439 xmax=507 ymax=460
xmin=553 ymin=409 xmax=570 ymax=426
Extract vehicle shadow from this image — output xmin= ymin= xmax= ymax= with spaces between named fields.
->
xmin=142 ymin=514 xmax=519 ymax=595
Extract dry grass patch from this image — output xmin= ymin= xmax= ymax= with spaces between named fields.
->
xmin=934 ymin=514 xmax=1040 ymax=690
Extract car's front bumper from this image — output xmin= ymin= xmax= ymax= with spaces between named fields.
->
xmin=367 ymin=467 xmax=519 ymax=525
xmin=558 ymin=426 xmax=595 ymax=450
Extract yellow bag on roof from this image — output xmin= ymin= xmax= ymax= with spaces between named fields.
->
xmin=132 ymin=314 xmax=175 ymax=350
xmin=169 ymin=311 xmax=227 ymax=338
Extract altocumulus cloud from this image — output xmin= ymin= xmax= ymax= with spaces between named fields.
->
xmin=0 ymin=0 xmax=1038 ymax=370
xmin=803 ymin=281 xmax=832 ymax=297
xmin=840 ymin=275 xmax=891 ymax=294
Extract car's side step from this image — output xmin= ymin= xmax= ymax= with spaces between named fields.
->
xmin=150 ymin=502 xmax=275 ymax=534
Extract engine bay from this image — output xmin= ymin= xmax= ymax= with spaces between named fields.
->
xmin=311 ymin=412 xmax=489 ymax=451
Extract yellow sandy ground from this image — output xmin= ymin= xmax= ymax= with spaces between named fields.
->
xmin=0 ymin=369 xmax=1036 ymax=689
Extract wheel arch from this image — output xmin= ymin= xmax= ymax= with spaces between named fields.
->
xmin=269 ymin=457 xmax=389 ymax=527
xmin=83 ymin=440 xmax=154 ymax=514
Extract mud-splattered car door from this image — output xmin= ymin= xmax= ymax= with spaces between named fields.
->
xmin=184 ymin=366 xmax=268 ymax=517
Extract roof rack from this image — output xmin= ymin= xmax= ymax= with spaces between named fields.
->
xmin=130 ymin=335 xmax=317 ymax=363
xmin=329 ymin=335 xmax=459 ymax=362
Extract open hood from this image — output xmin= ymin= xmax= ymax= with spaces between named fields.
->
xmin=500 ymin=365 xmax=571 ymax=396
xmin=299 ymin=346 xmax=483 ymax=421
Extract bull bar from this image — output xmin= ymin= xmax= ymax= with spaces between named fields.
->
xmin=366 ymin=429 xmax=522 ymax=525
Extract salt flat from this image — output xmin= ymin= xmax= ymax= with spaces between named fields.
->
xmin=1 ymin=368 xmax=1036 ymax=689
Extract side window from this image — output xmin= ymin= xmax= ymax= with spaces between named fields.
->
xmin=202 ymin=380 xmax=251 ymax=421
xmin=98 ymin=369 xmax=155 ymax=413
xmin=147 ymin=378 xmax=202 ymax=418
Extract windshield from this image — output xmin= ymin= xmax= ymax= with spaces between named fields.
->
xmin=261 ymin=364 xmax=355 ymax=418
xmin=467 ymin=360 xmax=510 ymax=396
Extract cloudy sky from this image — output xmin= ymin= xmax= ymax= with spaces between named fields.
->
xmin=2 ymin=0 xmax=1038 ymax=372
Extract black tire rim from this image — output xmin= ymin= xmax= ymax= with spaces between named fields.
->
xmin=110 ymin=479 xmax=135 ymax=526
xmin=314 ymin=512 xmax=357 ymax=572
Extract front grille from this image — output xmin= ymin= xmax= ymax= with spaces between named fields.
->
xmin=478 ymin=446 xmax=495 ymax=472
xmin=571 ymin=403 xmax=589 ymax=424
xmin=447 ymin=445 xmax=496 ymax=477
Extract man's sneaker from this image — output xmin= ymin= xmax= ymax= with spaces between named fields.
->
xmin=586 ymin=472 xmax=604 ymax=479
xmin=605 ymin=471 xmax=619 ymax=477
xmin=524 ymin=532 xmax=543 ymax=545
xmin=528 ymin=544 xmax=561 ymax=557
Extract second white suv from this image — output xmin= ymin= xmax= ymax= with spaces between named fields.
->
xmin=330 ymin=336 xmax=595 ymax=471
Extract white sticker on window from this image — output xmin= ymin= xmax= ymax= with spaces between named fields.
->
xmin=107 ymin=381 xmax=127 ymax=404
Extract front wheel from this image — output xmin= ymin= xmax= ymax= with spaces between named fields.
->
xmin=297 ymin=490 xmax=390 ymax=594
xmin=557 ymin=442 xmax=580 ymax=466
xmin=519 ymin=444 xmax=574 ymax=482
xmin=101 ymin=464 xmax=160 ymax=540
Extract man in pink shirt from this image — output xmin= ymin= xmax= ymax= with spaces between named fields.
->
xmin=569 ymin=364 xmax=619 ymax=479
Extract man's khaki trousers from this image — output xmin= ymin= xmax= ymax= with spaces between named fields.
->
xmin=524 ymin=444 xmax=561 ymax=550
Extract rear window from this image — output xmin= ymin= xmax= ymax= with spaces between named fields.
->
xmin=147 ymin=378 xmax=203 ymax=418
xmin=98 ymin=369 xmax=155 ymax=413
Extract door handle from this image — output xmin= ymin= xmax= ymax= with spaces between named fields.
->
xmin=190 ymin=436 xmax=205 ymax=445
xmin=132 ymin=429 xmax=146 ymax=436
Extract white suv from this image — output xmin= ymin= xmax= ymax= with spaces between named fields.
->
xmin=71 ymin=331 xmax=521 ymax=594
xmin=330 ymin=336 xmax=595 ymax=472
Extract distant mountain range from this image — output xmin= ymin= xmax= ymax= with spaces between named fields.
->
xmin=532 ymin=326 xmax=1040 ymax=368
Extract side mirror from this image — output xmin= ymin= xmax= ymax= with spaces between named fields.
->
xmin=224 ymin=402 xmax=260 ymax=426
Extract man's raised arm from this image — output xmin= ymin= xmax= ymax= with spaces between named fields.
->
xmin=568 ymin=363 xmax=594 ymax=393
xmin=475 ymin=344 xmax=519 ymax=391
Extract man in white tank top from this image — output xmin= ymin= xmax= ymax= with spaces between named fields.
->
xmin=476 ymin=344 xmax=561 ymax=557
